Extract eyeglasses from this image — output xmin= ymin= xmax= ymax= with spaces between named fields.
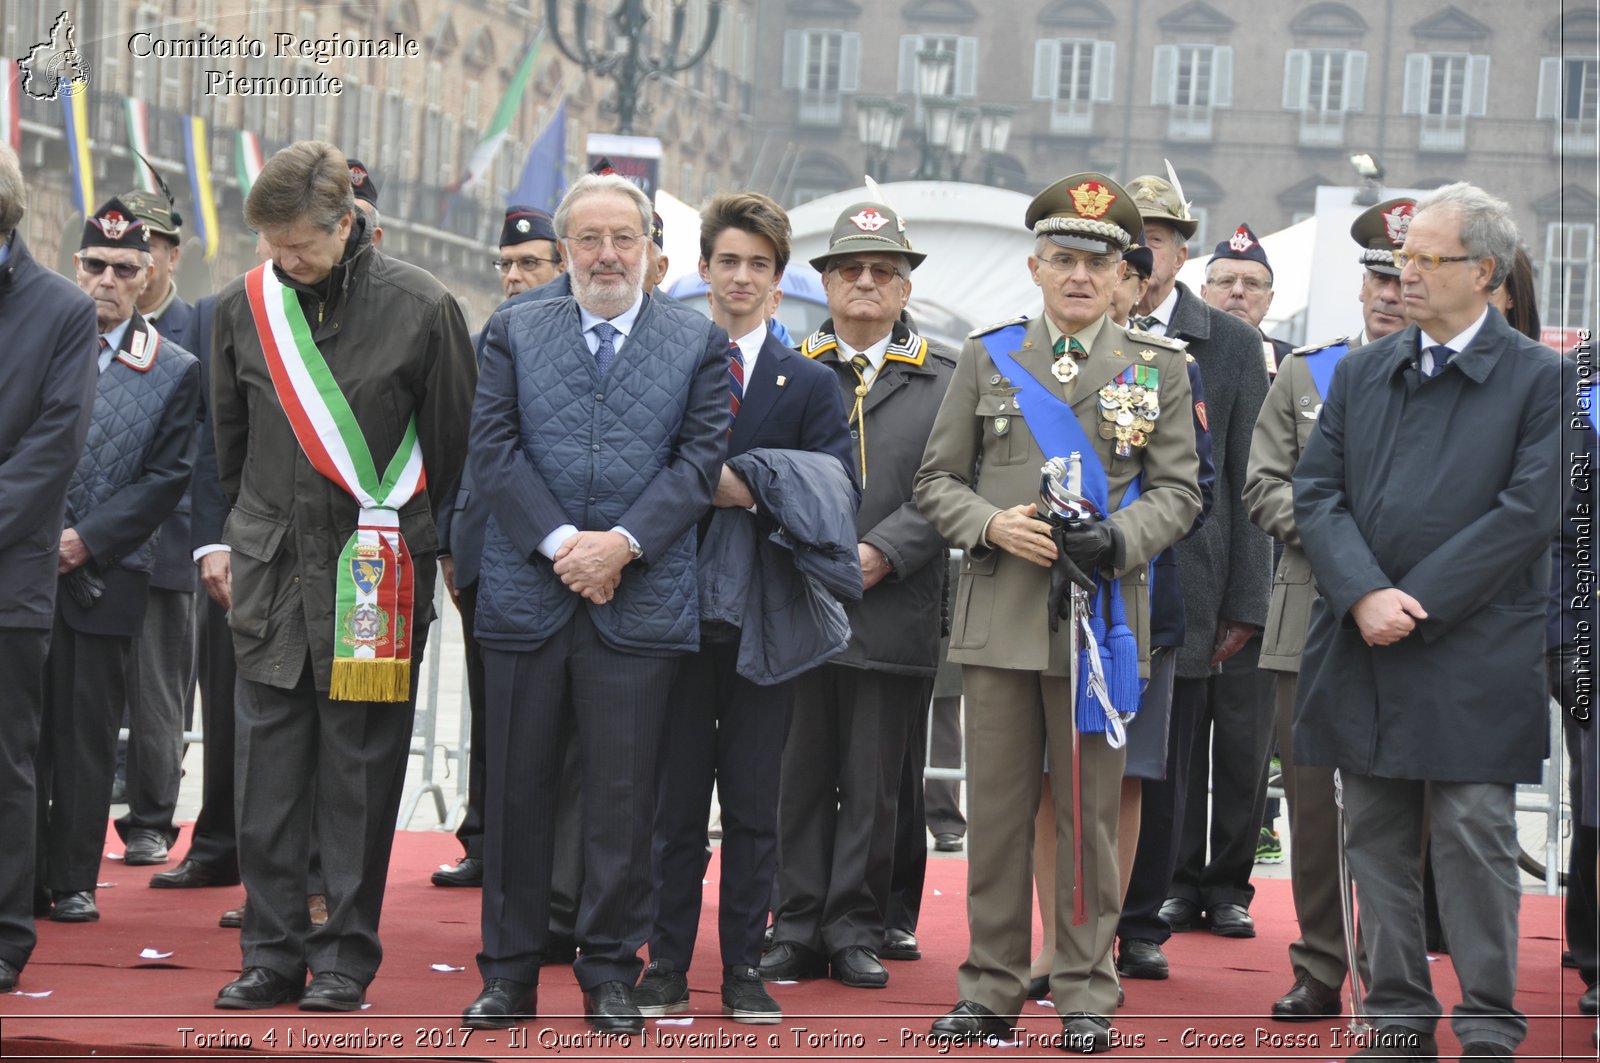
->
xmin=1392 ymin=250 xmax=1474 ymax=273
xmin=1039 ymin=253 xmax=1119 ymax=275
xmin=1206 ymin=273 xmax=1271 ymax=293
xmin=831 ymin=261 xmax=906 ymax=285
xmin=77 ymin=255 xmax=143 ymax=280
xmin=493 ymin=255 xmax=561 ymax=274
xmin=567 ymin=232 xmax=643 ymax=253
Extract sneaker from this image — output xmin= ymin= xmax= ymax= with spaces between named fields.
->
xmin=721 ymin=965 xmax=781 ymax=1025
xmin=1256 ymin=827 xmax=1285 ymax=865
xmin=634 ymin=959 xmax=689 ymax=1016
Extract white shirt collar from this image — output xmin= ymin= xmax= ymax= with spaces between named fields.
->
xmin=98 ymin=318 xmax=133 ymax=374
xmin=1145 ymin=286 xmax=1180 ymax=333
xmin=837 ymin=331 xmax=894 ymax=383
xmin=1420 ymin=306 xmax=1489 ymax=358
xmin=733 ymin=321 xmax=767 ymax=378
xmin=578 ymin=290 xmax=646 ymax=341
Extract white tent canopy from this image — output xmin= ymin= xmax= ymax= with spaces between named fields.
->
xmin=1177 ymin=217 xmax=1316 ymax=343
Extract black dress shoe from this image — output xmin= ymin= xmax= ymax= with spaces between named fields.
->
xmin=583 ymin=980 xmax=643 ymax=1033
xmin=1581 ymin=982 xmax=1598 ymax=1017
xmin=150 ymin=858 xmax=240 ymax=889
xmin=0 ymin=958 xmax=18 ymax=992
xmin=929 ymin=1000 xmax=1014 ymax=1043
xmin=1207 ymin=902 xmax=1256 ymax=938
xmin=1158 ymin=895 xmax=1200 ymax=931
xmin=431 ymin=856 xmax=483 ymax=887
xmin=830 ymin=945 xmax=888 ymax=988
xmin=1025 ymin=975 xmax=1050 ymax=1000
xmin=122 ymin=827 xmax=169 ymax=866
xmin=48 ymin=890 xmax=98 ymax=922
xmin=301 ymin=971 xmax=365 ymax=1012
xmin=215 ymin=967 xmax=305 ymax=1009
xmin=933 ymin=832 xmax=964 ymax=852
xmin=881 ymin=927 xmax=921 ymax=961
xmin=1272 ymin=972 xmax=1341 ymax=1021
xmin=759 ymin=940 xmax=827 ymax=981
xmin=1117 ymin=938 xmax=1169 ymax=980
xmin=1061 ymin=1013 xmax=1112 ymax=1054
xmin=462 ymin=978 xmax=536 ymax=1029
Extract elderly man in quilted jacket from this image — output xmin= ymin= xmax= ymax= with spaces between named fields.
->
xmin=462 ymin=173 xmax=730 ymax=1035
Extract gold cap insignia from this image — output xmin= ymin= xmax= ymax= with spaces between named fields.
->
xmin=1069 ymin=181 xmax=1116 ymax=220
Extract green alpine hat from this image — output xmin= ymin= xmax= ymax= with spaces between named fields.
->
xmin=809 ymin=202 xmax=926 ymax=273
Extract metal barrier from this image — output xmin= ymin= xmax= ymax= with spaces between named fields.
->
xmin=1513 ymin=698 xmax=1571 ymax=897
xmin=399 ymin=581 xmax=465 ymax=830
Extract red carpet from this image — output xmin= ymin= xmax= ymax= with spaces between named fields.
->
xmin=0 ymin=825 xmax=1590 ymax=1060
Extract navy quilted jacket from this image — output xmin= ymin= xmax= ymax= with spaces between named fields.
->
xmin=469 ymin=292 xmax=730 ymax=653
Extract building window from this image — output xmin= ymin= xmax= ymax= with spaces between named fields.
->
xmin=1152 ymin=44 xmax=1234 ymax=142
xmin=1544 ymin=222 xmax=1595 ymax=331
xmin=781 ymin=29 xmax=861 ymax=127
xmin=1186 ymin=207 xmax=1209 ymax=254
xmin=1402 ymin=53 xmax=1489 ymax=153
xmin=1033 ymin=39 xmax=1115 ymax=135
xmin=898 ymin=35 xmax=979 ymax=98
xmin=1283 ymin=49 xmax=1367 ymax=147
xmin=1538 ymin=57 xmax=1599 ymax=156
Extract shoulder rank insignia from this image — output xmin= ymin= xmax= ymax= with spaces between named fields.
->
xmin=969 ymin=315 xmax=1029 ymax=339
xmin=1125 ymin=328 xmax=1186 ymax=352
xmin=1290 ymin=336 xmax=1350 ymax=357
xmin=800 ymin=330 xmax=839 ymax=360
xmin=115 ymin=327 xmax=161 ymax=372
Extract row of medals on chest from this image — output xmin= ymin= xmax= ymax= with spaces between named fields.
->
xmin=1048 ymin=350 xmax=1162 ymax=455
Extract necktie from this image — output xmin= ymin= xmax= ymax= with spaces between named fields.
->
xmin=592 ymin=321 xmax=618 ymax=375
xmin=1052 ymin=336 xmax=1088 ymax=360
xmin=728 ymin=339 xmax=744 ymax=428
xmin=846 ymin=354 xmax=872 ymax=486
xmin=1422 ymin=344 xmax=1454 ymax=379
xmin=99 ymin=337 xmax=110 ymax=350
xmin=1134 ymin=315 xmax=1160 ymax=333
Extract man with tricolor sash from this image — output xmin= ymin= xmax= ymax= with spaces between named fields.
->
xmin=209 ymin=141 xmax=475 ymax=1012
xmin=915 ymin=173 xmax=1201 ymax=1052
xmin=1242 ymin=196 xmax=1416 ymax=1024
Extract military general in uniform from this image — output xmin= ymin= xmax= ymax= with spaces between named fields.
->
xmin=915 ymin=173 xmax=1200 ymax=1052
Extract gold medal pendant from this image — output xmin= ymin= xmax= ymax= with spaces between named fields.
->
xmin=1051 ymin=356 xmax=1078 ymax=385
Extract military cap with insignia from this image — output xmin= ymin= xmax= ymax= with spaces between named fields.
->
xmin=650 ymin=211 xmax=664 ymax=249
xmin=500 ymin=205 xmax=557 ymax=248
xmin=809 ymin=201 xmax=926 ymax=273
xmin=346 ymin=158 xmax=380 ymax=208
xmin=1126 ymin=172 xmax=1198 ymax=239
xmin=82 ymin=196 xmax=150 ymax=251
xmin=1025 ymin=172 xmax=1143 ymax=252
xmin=1124 ymin=243 xmax=1154 ymax=279
xmin=1211 ymin=222 xmax=1272 ymax=279
xmin=1350 ymin=196 xmax=1416 ymax=277
xmin=120 ymin=189 xmax=181 ymax=240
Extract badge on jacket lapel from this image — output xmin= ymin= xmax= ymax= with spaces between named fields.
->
xmin=1098 ymin=365 xmax=1160 ymax=457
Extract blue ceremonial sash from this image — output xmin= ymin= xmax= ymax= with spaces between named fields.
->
xmin=1303 ymin=341 xmax=1350 ymax=403
xmin=980 ymin=325 xmax=1143 ymax=736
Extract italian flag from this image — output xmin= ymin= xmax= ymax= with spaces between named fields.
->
xmin=236 ymin=130 xmax=264 ymax=197
xmin=452 ymin=31 xmax=544 ymax=192
xmin=124 ymin=98 xmax=157 ymax=192
xmin=245 ymin=262 xmax=427 ymax=702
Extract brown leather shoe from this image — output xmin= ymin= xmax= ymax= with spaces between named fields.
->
xmin=308 ymin=894 xmax=328 ymax=928
xmin=219 ymin=899 xmax=245 ymax=928
xmin=1271 ymin=972 xmax=1341 ymax=1021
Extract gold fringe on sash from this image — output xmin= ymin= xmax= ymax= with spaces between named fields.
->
xmin=330 ymin=658 xmax=411 ymax=703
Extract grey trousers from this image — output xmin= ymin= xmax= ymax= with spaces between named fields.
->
xmin=1274 ymin=672 xmax=1349 ymax=989
xmin=1343 ymin=774 xmax=1526 ymax=1050
xmin=120 ymin=587 xmax=195 ymax=837
xmin=234 ymin=657 xmax=418 ymax=985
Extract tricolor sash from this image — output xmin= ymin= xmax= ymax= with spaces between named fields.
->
xmin=245 ymin=263 xmax=426 ymax=702
xmin=980 ymin=326 xmax=1143 ymax=739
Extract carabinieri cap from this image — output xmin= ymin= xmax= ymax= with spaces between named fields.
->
xmin=1350 ymin=197 xmax=1416 ymax=277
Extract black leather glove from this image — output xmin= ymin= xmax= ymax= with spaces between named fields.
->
xmin=63 ymin=566 xmax=105 ymax=610
xmin=1056 ymin=519 xmax=1124 ymax=576
xmin=1047 ymin=524 xmax=1095 ymax=632
xmin=1549 ymin=645 xmax=1589 ymax=727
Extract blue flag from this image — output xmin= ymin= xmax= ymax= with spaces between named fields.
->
xmin=512 ymin=98 xmax=567 ymax=213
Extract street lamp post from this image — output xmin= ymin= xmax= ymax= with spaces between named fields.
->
xmin=545 ymin=0 xmax=723 ymax=135
xmin=855 ymin=51 xmax=1015 ymax=184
